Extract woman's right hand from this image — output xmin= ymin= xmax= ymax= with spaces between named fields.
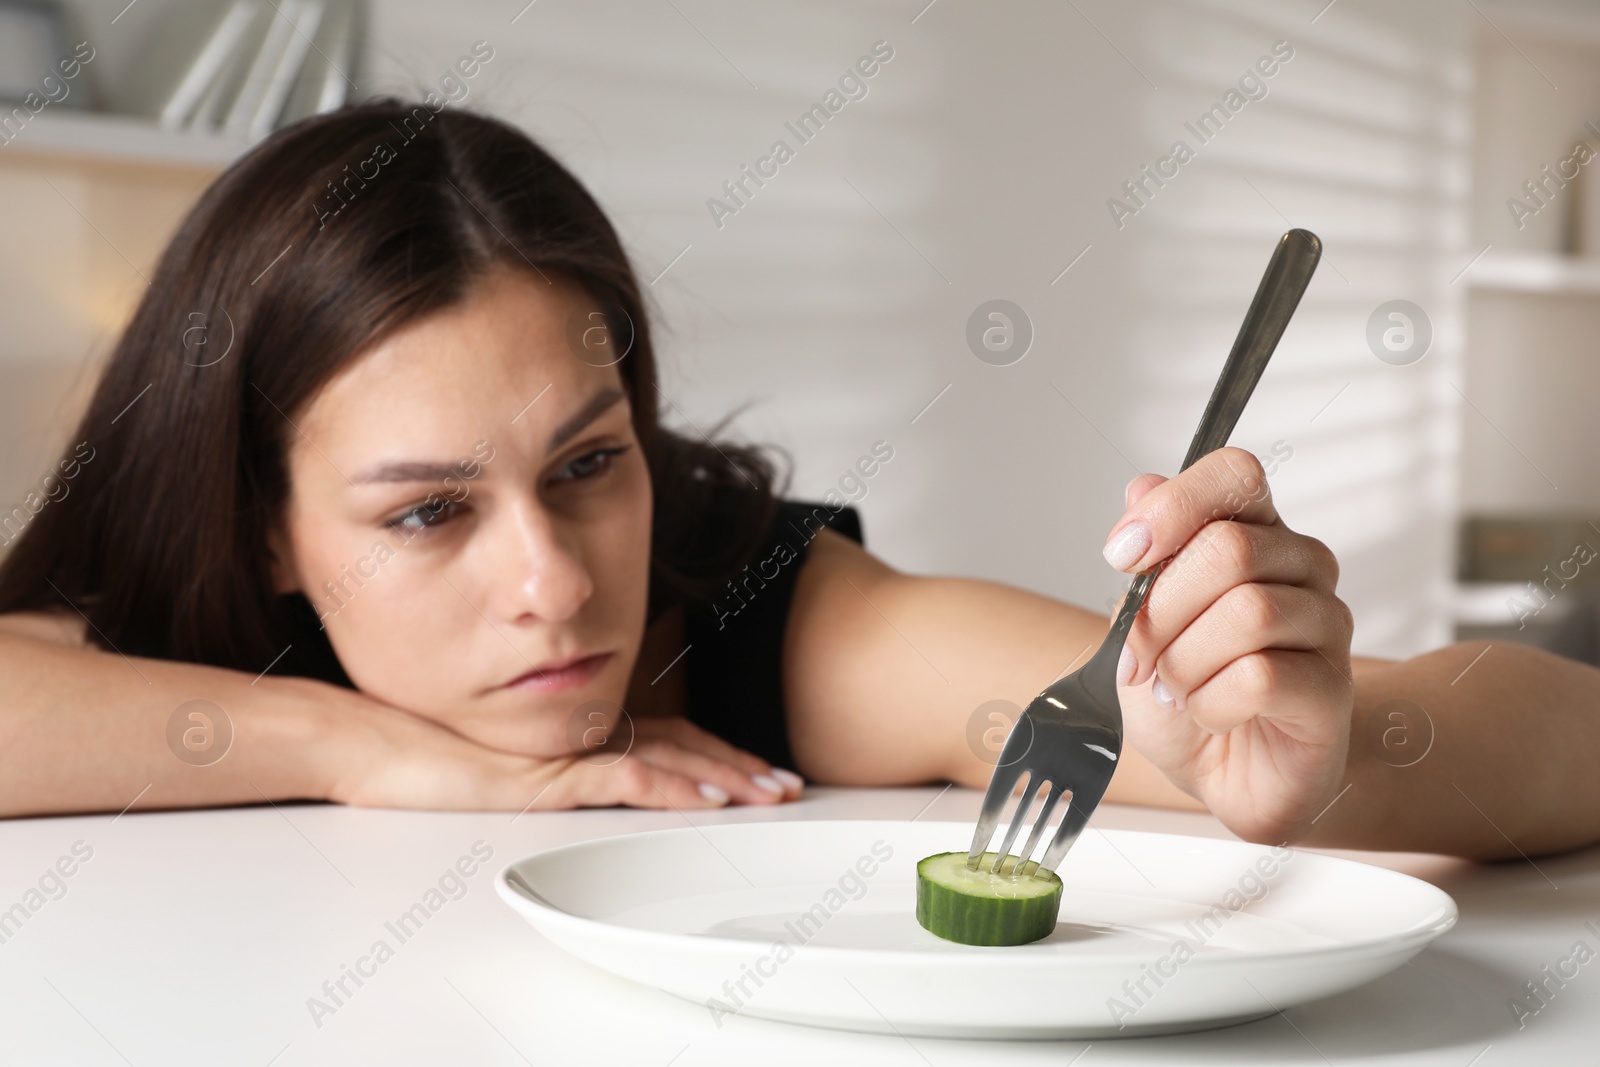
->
xmin=306 ymin=681 xmax=803 ymax=812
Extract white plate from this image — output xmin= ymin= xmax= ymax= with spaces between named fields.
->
xmin=495 ymin=819 xmax=1456 ymax=1039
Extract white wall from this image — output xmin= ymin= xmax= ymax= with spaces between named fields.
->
xmin=1462 ymin=5 xmax=1600 ymax=518
xmin=357 ymin=0 xmax=1471 ymax=656
xmin=13 ymin=0 xmax=1480 ymax=657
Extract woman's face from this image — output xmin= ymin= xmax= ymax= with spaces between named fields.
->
xmin=272 ymin=266 xmax=653 ymax=756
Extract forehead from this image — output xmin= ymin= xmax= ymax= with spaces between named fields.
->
xmin=295 ymin=268 xmax=626 ymax=464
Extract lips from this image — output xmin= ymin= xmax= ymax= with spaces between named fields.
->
xmin=501 ymin=651 xmax=612 ymax=693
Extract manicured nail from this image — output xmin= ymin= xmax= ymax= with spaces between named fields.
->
xmin=1103 ymin=521 xmax=1151 ymax=571
xmin=1152 ymin=675 xmax=1176 ymax=708
xmin=1116 ymin=645 xmax=1136 ymax=687
xmin=771 ymin=768 xmax=805 ymax=791
xmin=752 ymin=774 xmax=783 ymax=794
xmin=698 ymin=782 xmax=729 ymax=804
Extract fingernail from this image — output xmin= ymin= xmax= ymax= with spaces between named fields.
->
xmin=1116 ymin=645 xmax=1136 ymax=687
xmin=1124 ymin=476 xmax=1142 ymax=509
xmin=1103 ymin=521 xmax=1151 ymax=571
xmin=771 ymin=768 xmax=805 ymax=791
xmin=698 ymin=782 xmax=729 ymax=804
xmin=752 ymin=774 xmax=783 ymax=794
xmin=1152 ymin=675 xmax=1176 ymax=708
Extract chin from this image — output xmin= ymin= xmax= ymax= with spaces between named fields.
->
xmin=449 ymin=705 xmax=573 ymax=759
xmin=469 ymin=685 xmax=635 ymax=761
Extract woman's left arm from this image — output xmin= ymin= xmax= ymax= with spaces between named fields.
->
xmin=783 ymin=522 xmax=1208 ymax=813
xmin=783 ymin=447 xmax=1600 ymax=859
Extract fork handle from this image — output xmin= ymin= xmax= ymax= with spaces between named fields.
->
xmin=1086 ymin=228 xmax=1321 ymax=687
xmin=1179 ymin=228 xmax=1322 ymax=469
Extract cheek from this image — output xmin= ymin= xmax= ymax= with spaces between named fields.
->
xmin=321 ymin=562 xmax=483 ymax=718
xmin=297 ymin=517 xmax=478 ymax=716
xmin=563 ymin=457 xmax=655 ymax=703
xmin=323 ymin=583 xmax=478 ymax=715
xmin=588 ymin=458 xmax=655 ymax=621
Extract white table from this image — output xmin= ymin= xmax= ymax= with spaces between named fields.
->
xmin=0 ymin=786 xmax=1591 ymax=1065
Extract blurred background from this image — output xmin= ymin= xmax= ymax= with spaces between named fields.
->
xmin=1 ymin=0 xmax=1597 ymax=663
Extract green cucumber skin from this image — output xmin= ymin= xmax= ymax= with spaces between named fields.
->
xmin=916 ymin=852 xmax=1063 ymax=946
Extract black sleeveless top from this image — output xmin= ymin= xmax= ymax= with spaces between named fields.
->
xmin=677 ymin=498 xmax=862 ymax=770
xmin=272 ymin=498 xmax=863 ymax=773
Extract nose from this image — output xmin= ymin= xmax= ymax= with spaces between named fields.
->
xmin=483 ymin=494 xmax=596 ymax=625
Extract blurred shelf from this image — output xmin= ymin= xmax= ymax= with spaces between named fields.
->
xmin=1454 ymin=580 xmax=1559 ymax=626
xmin=1454 ymin=579 xmax=1600 ymax=665
xmin=1467 ymin=251 xmax=1600 ymax=295
xmin=0 ymin=109 xmax=254 ymax=171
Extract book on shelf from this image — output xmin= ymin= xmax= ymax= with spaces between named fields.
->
xmin=223 ymin=0 xmax=326 ymax=139
xmin=116 ymin=0 xmax=359 ymax=140
xmin=117 ymin=0 xmax=259 ymax=129
xmin=279 ymin=0 xmax=357 ymax=126
xmin=187 ymin=2 xmax=270 ymax=133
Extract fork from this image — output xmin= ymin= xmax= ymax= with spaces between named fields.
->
xmin=968 ymin=227 xmax=1323 ymax=877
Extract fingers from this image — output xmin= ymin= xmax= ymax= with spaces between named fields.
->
xmin=1140 ymin=583 xmax=1353 ymax=707
xmin=1104 ymin=448 xmax=1279 ymax=573
xmin=1124 ymin=473 xmax=1166 ymax=509
xmin=633 ymin=717 xmax=805 ymax=801
xmin=1122 ymin=522 xmax=1342 ymax=687
xmin=635 ymin=717 xmax=770 ymax=775
xmin=522 ymin=755 xmax=735 ymax=812
xmin=631 ymin=737 xmax=789 ymax=805
xmin=541 ymin=717 xmax=805 ymax=810
xmin=626 ymin=758 xmax=741 ymax=810
xmin=333 ymin=704 xmax=801 ymax=814
xmin=1179 ymin=648 xmax=1352 ymax=736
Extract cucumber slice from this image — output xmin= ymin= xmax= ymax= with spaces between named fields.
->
xmin=916 ymin=851 xmax=1063 ymax=946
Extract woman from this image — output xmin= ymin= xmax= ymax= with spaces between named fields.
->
xmin=0 ymin=101 xmax=1594 ymax=860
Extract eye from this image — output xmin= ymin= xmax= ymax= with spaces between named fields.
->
xmin=553 ymin=445 xmax=631 ymax=484
xmin=384 ymin=497 xmax=462 ymax=535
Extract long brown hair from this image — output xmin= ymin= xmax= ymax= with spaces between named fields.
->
xmin=0 ymin=99 xmax=782 ymax=675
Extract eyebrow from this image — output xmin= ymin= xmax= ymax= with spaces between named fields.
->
xmin=350 ymin=386 xmax=627 ymax=486
xmin=546 ymin=386 xmax=626 ymax=452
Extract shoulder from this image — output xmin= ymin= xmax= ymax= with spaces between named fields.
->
xmin=786 ymin=523 xmax=902 ymax=665
xmin=765 ymin=499 xmax=865 ymax=549
xmin=781 ymin=494 xmax=890 ymax=610
xmin=781 ymin=522 xmax=943 ymax=783
xmin=794 ymin=522 xmax=888 ymax=582
xmin=0 ymin=609 xmax=90 ymax=648
xmin=785 ymin=520 xmax=901 ymax=658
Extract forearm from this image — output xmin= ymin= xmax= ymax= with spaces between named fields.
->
xmin=1296 ymin=640 xmax=1600 ymax=859
xmin=0 ymin=633 xmax=343 ymax=818
xmin=785 ymin=540 xmax=1204 ymax=811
